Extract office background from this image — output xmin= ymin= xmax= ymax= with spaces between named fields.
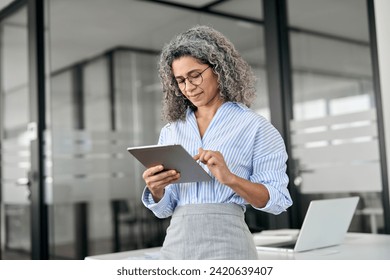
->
xmin=0 ymin=0 xmax=389 ymax=260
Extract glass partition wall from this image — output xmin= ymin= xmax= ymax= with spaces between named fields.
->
xmin=0 ymin=5 xmax=31 ymax=259
xmin=287 ymin=0 xmax=385 ymax=233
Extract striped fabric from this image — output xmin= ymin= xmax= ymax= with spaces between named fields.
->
xmin=142 ymin=102 xmax=292 ymax=218
xmin=160 ymin=203 xmax=258 ymax=259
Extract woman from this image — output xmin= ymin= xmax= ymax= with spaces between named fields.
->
xmin=141 ymin=25 xmax=292 ymax=259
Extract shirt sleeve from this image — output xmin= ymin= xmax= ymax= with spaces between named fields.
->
xmin=141 ymin=186 xmax=176 ymax=218
xmin=249 ymin=121 xmax=293 ymax=215
xmin=140 ymin=124 xmax=177 ymax=218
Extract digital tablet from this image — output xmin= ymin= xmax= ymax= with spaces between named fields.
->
xmin=127 ymin=144 xmax=212 ymax=183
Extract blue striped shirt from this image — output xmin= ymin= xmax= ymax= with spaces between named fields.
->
xmin=142 ymin=102 xmax=292 ymax=218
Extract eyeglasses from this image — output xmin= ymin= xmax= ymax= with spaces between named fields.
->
xmin=175 ymin=66 xmax=210 ymax=91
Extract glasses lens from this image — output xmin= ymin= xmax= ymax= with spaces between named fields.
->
xmin=188 ymin=73 xmax=203 ymax=86
xmin=176 ymin=66 xmax=208 ymax=91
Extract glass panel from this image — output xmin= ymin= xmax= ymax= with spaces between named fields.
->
xmin=50 ymin=71 xmax=74 ymax=131
xmin=288 ymin=0 xmax=384 ymax=233
xmin=0 ymin=6 xmax=31 ymax=259
xmin=48 ymin=70 xmax=77 ymax=259
xmin=84 ymin=57 xmax=111 ymax=131
xmin=47 ymin=0 xmax=266 ymax=258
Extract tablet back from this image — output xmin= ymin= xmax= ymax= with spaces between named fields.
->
xmin=127 ymin=144 xmax=212 ymax=183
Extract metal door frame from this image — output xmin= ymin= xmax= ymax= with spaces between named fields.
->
xmin=27 ymin=0 xmax=49 ymax=259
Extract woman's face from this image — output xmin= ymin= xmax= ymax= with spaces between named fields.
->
xmin=172 ymin=56 xmax=221 ymax=109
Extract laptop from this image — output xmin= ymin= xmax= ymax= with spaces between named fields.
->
xmin=256 ymin=196 xmax=359 ymax=253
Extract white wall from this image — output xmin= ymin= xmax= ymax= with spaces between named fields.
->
xmin=374 ymin=0 xmax=390 ymax=204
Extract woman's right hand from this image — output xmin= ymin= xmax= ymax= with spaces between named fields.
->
xmin=142 ymin=165 xmax=180 ymax=202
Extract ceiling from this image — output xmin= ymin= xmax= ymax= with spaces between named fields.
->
xmin=44 ymin=0 xmax=267 ymax=73
xmin=1 ymin=0 xmax=369 ymax=70
xmin=1 ymin=0 xmax=372 ymax=99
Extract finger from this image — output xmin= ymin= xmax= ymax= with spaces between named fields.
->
xmin=193 ymin=153 xmax=200 ymax=161
xmin=159 ymin=172 xmax=180 ymax=185
xmin=198 ymin=148 xmax=209 ymax=163
xmin=143 ymin=165 xmax=164 ymax=179
xmin=148 ymin=172 xmax=180 ymax=189
xmin=202 ymin=150 xmax=215 ymax=163
xmin=147 ymin=169 xmax=177 ymax=184
xmin=197 ymin=148 xmax=206 ymax=161
xmin=205 ymin=156 xmax=218 ymax=166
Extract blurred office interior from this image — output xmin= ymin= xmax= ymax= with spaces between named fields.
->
xmin=1 ymin=0 xmax=390 ymax=259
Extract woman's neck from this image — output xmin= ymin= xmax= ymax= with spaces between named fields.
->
xmin=195 ymin=98 xmax=224 ymax=120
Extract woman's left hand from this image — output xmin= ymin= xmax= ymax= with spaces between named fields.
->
xmin=193 ymin=148 xmax=234 ymax=185
xmin=194 ymin=148 xmax=270 ymax=208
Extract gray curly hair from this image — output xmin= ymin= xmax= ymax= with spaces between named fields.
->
xmin=159 ymin=25 xmax=256 ymax=122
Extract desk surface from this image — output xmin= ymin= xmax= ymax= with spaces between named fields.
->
xmin=85 ymin=232 xmax=390 ymax=260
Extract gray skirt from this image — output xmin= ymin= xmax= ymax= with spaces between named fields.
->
xmin=160 ymin=203 xmax=258 ymax=260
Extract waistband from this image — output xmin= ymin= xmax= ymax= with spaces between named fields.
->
xmin=173 ymin=203 xmax=244 ymax=218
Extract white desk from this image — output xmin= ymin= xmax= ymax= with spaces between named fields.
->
xmin=85 ymin=232 xmax=390 ymax=260
xmin=257 ymin=232 xmax=390 ymax=260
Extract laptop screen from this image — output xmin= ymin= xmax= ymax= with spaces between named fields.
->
xmin=256 ymin=196 xmax=359 ymax=252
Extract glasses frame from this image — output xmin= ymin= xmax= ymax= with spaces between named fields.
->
xmin=175 ymin=66 xmax=210 ymax=93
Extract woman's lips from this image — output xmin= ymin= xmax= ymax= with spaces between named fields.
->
xmin=187 ymin=92 xmax=202 ymax=98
